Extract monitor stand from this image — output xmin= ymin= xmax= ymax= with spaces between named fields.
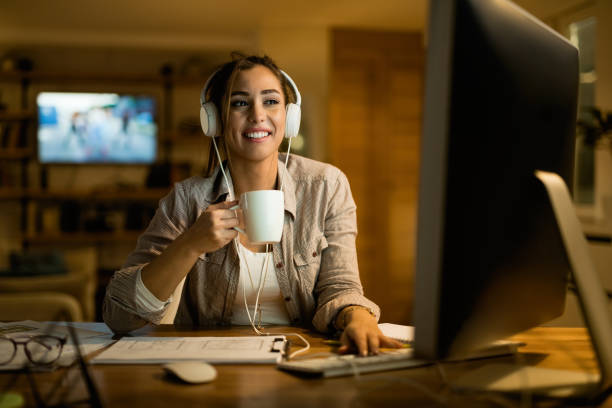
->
xmin=451 ymin=170 xmax=612 ymax=400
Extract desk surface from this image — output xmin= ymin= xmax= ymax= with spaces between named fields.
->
xmin=0 ymin=325 xmax=608 ymax=408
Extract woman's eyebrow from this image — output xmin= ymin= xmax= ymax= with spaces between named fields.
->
xmin=230 ymin=89 xmax=281 ymax=97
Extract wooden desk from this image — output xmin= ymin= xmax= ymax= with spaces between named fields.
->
xmin=0 ymin=325 xmax=609 ymax=407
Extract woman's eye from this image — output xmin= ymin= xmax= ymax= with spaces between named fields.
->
xmin=264 ymin=99 xmax=280 ymax=105
xmin=231 ymin=100 xmax=248 ymax=107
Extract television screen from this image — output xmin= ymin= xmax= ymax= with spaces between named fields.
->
xmin=37 ymin=92 xmax=157 ymax=163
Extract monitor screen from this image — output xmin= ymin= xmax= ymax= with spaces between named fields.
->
xmin=37 ymin=92 xmax=157 ymax=164
xmin=414 ymin=0 xmax=579 ymax=360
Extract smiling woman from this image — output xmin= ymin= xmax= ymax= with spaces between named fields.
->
xmin=102 ymin=53 xmax=402 ymax=357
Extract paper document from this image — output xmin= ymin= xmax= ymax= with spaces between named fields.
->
xmin=91 ymin=336 xmax=287 ymax=365
xmin=377 ymin=323 xmax=525 ymax=361
xmin=0 ymin=320 xmax=108 ymax=340
xmin=378 ymin=323 xmax=414 ymax=343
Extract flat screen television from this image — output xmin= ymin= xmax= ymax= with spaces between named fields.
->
xmin=36 ymin=92 xmax=157 ymax=164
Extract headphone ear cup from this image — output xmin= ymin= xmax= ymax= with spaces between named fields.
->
xmin=200 ymin=102 xmax=219 ymax=137
xmin=285 ymin=103 xmax=301 ymax=139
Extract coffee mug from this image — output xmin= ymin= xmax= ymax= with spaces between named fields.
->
xmin=230 ymin=190 xmax=284 ymax=244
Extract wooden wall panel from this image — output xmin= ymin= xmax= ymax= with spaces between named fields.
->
xmin=328 ymin=28 xmax=424 ymax=324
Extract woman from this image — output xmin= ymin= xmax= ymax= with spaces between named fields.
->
xmin=103 ymin=54 xmax=401 ymax=356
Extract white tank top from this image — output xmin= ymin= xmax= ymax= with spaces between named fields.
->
xmin=231 ymin=243 xmax=291 ymax=325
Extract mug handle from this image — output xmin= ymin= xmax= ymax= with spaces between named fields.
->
xmin=229 ymin=205 xmax=246 ymax=234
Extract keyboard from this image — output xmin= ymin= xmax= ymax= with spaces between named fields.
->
xmin=277 ymin=349 xmax=429 ymax=378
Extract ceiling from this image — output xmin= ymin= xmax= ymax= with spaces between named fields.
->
xmin=0 ymin=0 xmax=427 ymax=50
xmin=0 ymin=0 xmax=590 ymax=51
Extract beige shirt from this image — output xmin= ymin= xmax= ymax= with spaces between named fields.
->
xmin=102 ymin=154 xmax=380 ymax=334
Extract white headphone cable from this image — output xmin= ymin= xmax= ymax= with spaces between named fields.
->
xmin=211 ymin=136 xmax=235 ymax=201
xmin=238 ymin=244 xmax=310 ymax=359
xmin=208 ymin=95 xmax=306 ymax=359
xmin=241 ymin=244 xmax=270 ymax=331
xmin=279 ymin=137 xmax=292 ymax=193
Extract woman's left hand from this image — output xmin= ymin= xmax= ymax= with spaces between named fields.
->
xmin=337 ymin=308 xmax=404 ymax=356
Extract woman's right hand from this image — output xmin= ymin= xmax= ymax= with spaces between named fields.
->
xmin=184 ymin=200 xmax=242 ymax=254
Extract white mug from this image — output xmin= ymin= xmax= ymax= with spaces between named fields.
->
xmin=231 ymin=190 xmax=284 ymax=244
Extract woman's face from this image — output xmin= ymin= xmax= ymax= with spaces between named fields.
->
xmin=225 ymin=65 xmax=286 ymax=164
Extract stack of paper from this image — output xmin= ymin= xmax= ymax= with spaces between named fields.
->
xmin=91 ymin=336 xmax=287 ymax=365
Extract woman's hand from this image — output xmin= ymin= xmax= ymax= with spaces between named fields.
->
xmin=337 ymin=307 xmax=404 ymax=356
xmin=141 ymin=200 xmax=242 ymax=302
xmin=184 ymin=200 xmax=242 ymax=254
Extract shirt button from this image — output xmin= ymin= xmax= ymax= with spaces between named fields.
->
xmin=284 ymin=297 xmax=291 ymax=302
xmin=312 ymin=251 xmax=317 ymax=257
xmin=276 ymin=262 xmax=283 ymax=268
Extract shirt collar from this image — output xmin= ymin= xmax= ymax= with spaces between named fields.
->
xmin=210 ymin=161 xmax=233 ymax=204
xmin=277 ymin=155 xmax=297 ymax=220
xmin=209 ymin=156 xmax=297 ymax=219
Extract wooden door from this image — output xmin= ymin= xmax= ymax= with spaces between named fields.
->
xmin=328 ymin=29 xmax=424 ymax=324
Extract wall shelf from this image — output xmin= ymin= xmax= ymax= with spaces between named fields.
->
xmin=24 ymin=231 xmax=143 ymax=245
xmin=0 ymin=188 xmax=26 ymax=200
xmin=26 ymin=188 xmax=169 ymax=201
xmin=0 ymin=111 xmax=35 ymax=121
xmin=0 ymin=188 xmax=170 ymax=202
xmin=0 ymin=148 xmax=32 ymax=159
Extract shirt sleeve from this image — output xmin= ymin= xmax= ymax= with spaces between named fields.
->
xmin=102 ymin=184 xmax=188 ymax=334
xmin=311 ymin=170 xmax=381 ymax=332
xmin=135 ymin=268 xmax=172 ymax=312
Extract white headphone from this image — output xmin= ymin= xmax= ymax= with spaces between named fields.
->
xmin=199 ymin=68 xmax=302 ymax=139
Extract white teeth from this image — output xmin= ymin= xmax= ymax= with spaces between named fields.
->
xmin=244 ymin=131 xmax=269 ymax=139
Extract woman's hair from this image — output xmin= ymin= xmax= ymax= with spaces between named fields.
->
xmin=204 ymin=52 xmax=297 ymax=177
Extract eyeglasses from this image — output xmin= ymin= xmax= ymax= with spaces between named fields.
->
xmin=0 ymin=315 xmax=103 ymax=408
xmin=0 ymin=335 xmax=66 ymax=366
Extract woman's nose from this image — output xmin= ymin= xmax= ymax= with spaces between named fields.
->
xmin=249 ymin=102 xmax=265 ymax=122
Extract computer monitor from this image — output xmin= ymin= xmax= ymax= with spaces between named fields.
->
xmin=413 ymin=0 xmax=579 ymax=360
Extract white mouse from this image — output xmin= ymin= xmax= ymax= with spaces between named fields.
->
xmin=162 ymin=361 xmax=218 ymax=384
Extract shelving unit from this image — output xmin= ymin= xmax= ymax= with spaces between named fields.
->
xmin=0 ymin=67 xmax=205 ymax=256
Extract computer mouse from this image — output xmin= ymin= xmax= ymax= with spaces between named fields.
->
xmin=162 ymin=361 xmax=218 ymax=384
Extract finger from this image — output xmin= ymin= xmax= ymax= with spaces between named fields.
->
xmin=337 ymin=332 xmax=354 ymax=355
xmin=216 ymin=208 xmax=241 ymax=220
xmin=367 ymin=335 xmax=380 ymax=355
xmin=219 ymin=227 xmax=239 ymax=241
xmin=206 ymin=200 xmax=238 ymax=211
xmin=217 ymin=217 xmax=240 ymax=229
xmin=379 ymin=336 xmax=404 ymax=349
xmin=210 ymin=225 xmax=238 ymax=244
xmin=349 ymin=331 xmax=369 ymax=357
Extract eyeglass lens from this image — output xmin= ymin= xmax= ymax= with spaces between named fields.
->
xmin=0 ymin=336 xmax=63 ymax=365
xmin=0 ymin=337 xmax=16 ymax=364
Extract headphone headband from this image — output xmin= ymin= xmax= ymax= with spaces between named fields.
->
xmin=280 ymin=70 xmax=301 ymax=106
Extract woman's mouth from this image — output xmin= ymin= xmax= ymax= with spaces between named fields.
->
xmin=243 ymin=130 xmax=272 ymax=141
